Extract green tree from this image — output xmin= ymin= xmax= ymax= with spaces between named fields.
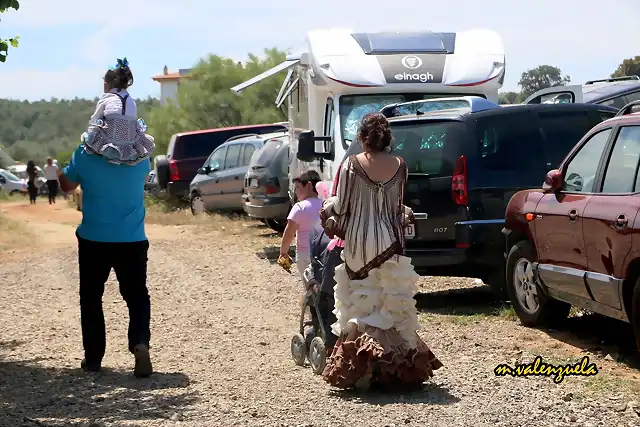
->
xmin=0 ymin=0 xmax=19 ymax=63
xmin=147 ymin=48 xmax=288 ymax=155
xmin=612 ymin=56 xmax=640 ymax=79
xmin=0 ymin=97 xmax=159 ymax=165
xmin=498 ymin=91 xmax=522 ymax=105
xmin=518 ymin=65 xmax=571 ymax=98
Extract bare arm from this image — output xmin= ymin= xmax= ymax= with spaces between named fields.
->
xmin=280 ymin=220 xmax=298 ymax=257
xmin=59 ymin=173 xmax=79 ymax=193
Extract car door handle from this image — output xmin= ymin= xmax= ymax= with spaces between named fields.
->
xmin=615 ymin=214 xmax=628 ymax=228
xmin=234 ymin=176 xmax=239 ymax=180
xmin=568 ymin=209 xmax=578 ymax=221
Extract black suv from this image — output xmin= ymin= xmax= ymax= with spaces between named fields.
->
xmin=302 ymin=101 xmax=618 ymax=299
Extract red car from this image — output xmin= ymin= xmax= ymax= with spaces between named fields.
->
xmin=503 ymin=101 xmax=640 ymax=346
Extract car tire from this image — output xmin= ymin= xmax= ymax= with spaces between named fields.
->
xmin=190 ymin=193 xmax=204 ymax=216
xmin=506 ymin=240 xmax=570 ymax=328
xmin=265 ymin=218 xmax=287 ymax=233
xmin=630 ymin=277 xmax=640 ymax=351
xmin=155 ymin=155 xmax=170 ymax=190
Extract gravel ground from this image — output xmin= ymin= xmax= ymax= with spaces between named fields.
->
xmin=1 ymin=201 xmax=640 ymax=427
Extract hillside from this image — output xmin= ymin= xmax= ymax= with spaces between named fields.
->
xmin=0 ymin=97 xmax=159 ymax=166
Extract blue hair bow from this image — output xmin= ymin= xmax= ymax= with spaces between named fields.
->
xmin=109 ymin=57 xmax=129 ymax=70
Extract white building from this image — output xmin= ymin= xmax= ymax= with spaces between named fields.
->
xmin=151 ymin=66 xmax=191 ymax=105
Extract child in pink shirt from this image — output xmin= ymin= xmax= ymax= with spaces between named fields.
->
xmin=279 ymin=170 xmax=323 ymax=280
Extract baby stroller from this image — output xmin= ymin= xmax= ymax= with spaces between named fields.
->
xmin=290 ymin=225 xmax=342 ymax=374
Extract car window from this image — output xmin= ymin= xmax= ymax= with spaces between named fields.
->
xmin=242 ymin=144 xmax=256 ymax=167
xmin=538 ymin=110 xmax=598 ymax=169
xmin=600 ymin=126 xmax=640 ymax=193
xmin=224 ymin=144 xmax=242 ymax=169
xmin=390 ymin=121 xmax=465 ymax=176
xmin=563 ymin=128 xmax=612 ymax=192
xmin=600 ymin=96 xmax=630 ymax=109
xmin=208 ymin=146 xmax=227 ymax=170
xmin=625 ymin=90 xmax=640 ymax=103
xmin=474 ymin=112 xmax=545 ymax=170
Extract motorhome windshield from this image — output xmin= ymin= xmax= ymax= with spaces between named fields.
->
xmin=339 ymin=93 xmax=482 ymax=145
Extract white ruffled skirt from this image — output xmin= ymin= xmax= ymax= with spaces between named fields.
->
xmin=322 ymin=251 xmax=443 ymax=389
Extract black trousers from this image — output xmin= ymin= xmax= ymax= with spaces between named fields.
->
xmin=27 ymin=181 xmax=38 ymax=202
xmin=77 ymin=234 xmax=151 ymax=364
xmin=46 ymin=180 xmax=58 ymax=203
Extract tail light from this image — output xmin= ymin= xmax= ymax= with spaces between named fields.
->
xmin=265 ymin=177 xmax=280 ymax=194
xmin=451 ymin=155 xmax=468 ymax=205
xmin=169 ymin=160 xmax=180 ymax=182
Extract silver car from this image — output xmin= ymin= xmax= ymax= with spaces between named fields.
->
xmin=188 ymin=135 xmax=265 ymax=214
xmin=243 ymin=134 xmax=292 ymax=232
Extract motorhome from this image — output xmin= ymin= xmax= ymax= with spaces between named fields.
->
xmin=232 ymin=28 xmax=505 ymax=199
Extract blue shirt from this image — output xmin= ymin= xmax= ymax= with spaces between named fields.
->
xmin=63 ymin=145 xmax=150 ymax=243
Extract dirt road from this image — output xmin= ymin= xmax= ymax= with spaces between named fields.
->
xmin=1 ymin=201 xmax=640 ymax=427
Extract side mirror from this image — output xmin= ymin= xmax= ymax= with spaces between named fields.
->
xmin=542 ymin=169 xmax=562 ymax=192
xmin=0 ymin=176 xmax=5 ymax=184
xmin=197 ymin=167 xmax=208 ymax=175
xmin=297 ymin=130 xmax=332 ymax=162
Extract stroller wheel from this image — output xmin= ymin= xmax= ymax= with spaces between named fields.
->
xmin=308 ymin=337 xmax=327 ymax=375
xmin=291 ymin=333 xmax=307 ymax=366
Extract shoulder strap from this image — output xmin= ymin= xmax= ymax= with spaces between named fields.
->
xmin=112 ymin=92 xmax=129 ymax=115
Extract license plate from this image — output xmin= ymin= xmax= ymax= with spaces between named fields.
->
xmin=405 ymin=224 xmax=415 ymax=239
xmin=249 ymin=178 xmax=258 ymax=187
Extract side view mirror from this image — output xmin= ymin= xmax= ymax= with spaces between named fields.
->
xmin=197 ymin=167 xmax=208 ymax=175
xmin=542 ymin=169 xmax=563 ymax=192
xmin=297 ymin=130 xmax=332 ymax=162
xmin=0 ymin=176 xmax=6 ymax=184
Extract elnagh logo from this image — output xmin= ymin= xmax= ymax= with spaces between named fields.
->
xmin=402 ymin=55 xmax=422 ymax=69
xmin=394 ymin=72 xmax=435 ymax=83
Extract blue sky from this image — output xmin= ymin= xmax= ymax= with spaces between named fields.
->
xmin=0 ymin=0 xmax=638 ymax=101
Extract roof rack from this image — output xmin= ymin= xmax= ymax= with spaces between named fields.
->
xmin=614 ymin=100 xmax=640 ymax=117
xmin=585 ymin=75 xmax=640 ymax=85
xmin=224 ymin=133 xmax=261 ymax=143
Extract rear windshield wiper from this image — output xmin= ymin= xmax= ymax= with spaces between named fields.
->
xmin=251 ymin=165 xmax=267 ymax=170
xmin=407 ymin=172 xmax=438 ymax=177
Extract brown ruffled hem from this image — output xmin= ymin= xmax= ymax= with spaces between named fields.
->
xmin=321 ymin=326 xmax=443 ymax=390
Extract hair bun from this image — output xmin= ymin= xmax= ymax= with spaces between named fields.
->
xmin=357 ymin=112 xmax=392 ymax=153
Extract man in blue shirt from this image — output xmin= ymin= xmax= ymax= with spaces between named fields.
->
xmin=60 ymin=143 xmax=153 ymax=378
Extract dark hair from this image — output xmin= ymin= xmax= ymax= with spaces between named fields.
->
xmin=293 ymin=170 xmax=321 ymax=194
xmin=357 ymin=112 xmax=393 ymax=153
xmin=104 ymin=57 xmax=134 ymax=90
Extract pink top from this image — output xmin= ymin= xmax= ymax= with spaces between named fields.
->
xmin=327 ymin=163 xmax=345 ymax=251
xmin=287 ymin=197 xmax=323 ymax=256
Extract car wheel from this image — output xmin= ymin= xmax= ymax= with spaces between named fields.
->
xmin=506 ymin=240 xmax=570 ymax=327
xmin=190 ymin=193 xmax=204 ymax=216
xmin=630 ymin=277 xmax=640 ymax=351
xmin=9 ymin=190 xmax=19 ymax=196
xmin=265 ymin=218 xmax=287 ymax=233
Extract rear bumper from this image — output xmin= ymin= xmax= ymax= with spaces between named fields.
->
xmin=244 ymin=196 xmax=290 ymax=220
xmin=167 ymin=181 xmax=190 ymax=199
xmin=407 ymin=219 xmax=505 ymax=277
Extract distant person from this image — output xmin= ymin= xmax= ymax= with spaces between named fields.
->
xmin=58 ymin=57 xmax=156 ymax=378
xmin=43 ymin=158 xmax=60 ymax=204
xmin=25 ymin=160 xmax=39 ymax=204
xmin=279 ymin=170 xmax=324 ymax=280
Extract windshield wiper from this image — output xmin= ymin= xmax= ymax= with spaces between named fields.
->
xmin=251 ymin=165 xmax=267 ymax=170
